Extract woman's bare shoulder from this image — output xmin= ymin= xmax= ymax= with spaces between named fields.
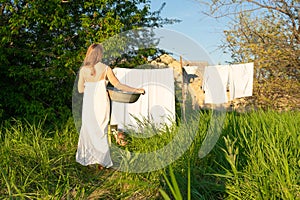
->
xmin=95 ymin=62 xmax=109 ymax=68
xmin=80 ymin=65 xmax=92 ymax=71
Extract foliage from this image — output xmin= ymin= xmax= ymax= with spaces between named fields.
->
xmin=0 ymin=0 xmax=178 ymax=123
xmin=200 ymin=0 xmax=300 ymax=110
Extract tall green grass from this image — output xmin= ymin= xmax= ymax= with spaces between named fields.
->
xmin=0 ymin=118 xmax=163 ymax=199
xmin=215 ymin=110 xmax=300 ymax=199
xmin=0 ymin=110 xmax=299 ymax=199
xmin=159 ymin=110 xmax=300 ymax=200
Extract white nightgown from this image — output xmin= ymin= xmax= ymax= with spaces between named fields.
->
xmin=76 ymin=67 xmax=113 ymax=167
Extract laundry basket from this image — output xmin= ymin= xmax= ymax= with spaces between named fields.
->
xmin=107 ymin=86 xmax=141 ymax=103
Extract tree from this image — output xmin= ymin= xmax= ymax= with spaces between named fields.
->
xmin=199 ymin=0 xmax=300 ymax=110
xmin=0 ymin=0 xmax=177 ymax=123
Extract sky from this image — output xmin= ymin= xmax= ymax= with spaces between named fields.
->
xmin=150 ymin=0 xmax=232 ymax=65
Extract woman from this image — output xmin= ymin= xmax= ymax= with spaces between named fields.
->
xmin=76 ymin=43 xmax=145 ymax=169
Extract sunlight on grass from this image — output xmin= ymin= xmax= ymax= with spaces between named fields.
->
xmin=0 ymin=110 xmax=299 ymax=199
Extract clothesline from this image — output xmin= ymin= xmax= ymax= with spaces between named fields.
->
xmin=109 ymin=63 xmax=254 ymax=130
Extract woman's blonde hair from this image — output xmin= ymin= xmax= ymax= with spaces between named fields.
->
xmin=83 ymin=43 xmax=104 ymax=76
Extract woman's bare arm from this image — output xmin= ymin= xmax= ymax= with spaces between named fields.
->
xmin=78 ymin=69 xmax=85 ymax=93
xmin=106 ymin=67 xmax=145 ymax=94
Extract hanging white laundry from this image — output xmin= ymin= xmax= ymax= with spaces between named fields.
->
xmin=202 ymin=65 xmax=229 ymax=104
xmin=148 ymin=68 xmax=175 ymax=127
xmin=110 ymin=68 xmax=148 ymax=130
xmin=110 ymin=68 xmax=175 ymax=130
xmin=229 ymin=63 xmax=254 ymax=100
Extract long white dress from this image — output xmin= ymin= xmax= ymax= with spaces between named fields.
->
xmin=76 ymin=67 xmax=113 ymax=167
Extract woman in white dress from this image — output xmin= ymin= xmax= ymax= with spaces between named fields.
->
xmin=76 ymin=43 xmax=145 ymax=169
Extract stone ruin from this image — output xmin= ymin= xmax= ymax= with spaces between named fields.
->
xmin=150 ymin=54 xmax=248 ymax=111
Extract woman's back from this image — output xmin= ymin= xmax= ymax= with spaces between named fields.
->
xmin=80 ymin=62 xmax=107 ymax=82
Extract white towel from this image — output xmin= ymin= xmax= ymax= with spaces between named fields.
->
xmin=229 ymin=63 xmax=254 ymax=100
xmin=110 ymin=68 xmax=175 ymax=130
xmin=203 ymin=65 xmax=229 ymax=104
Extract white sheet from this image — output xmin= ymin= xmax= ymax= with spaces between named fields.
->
xmin=110 ymin=68 xmax=175 ymax=130
xmin=202 ymin=65 xmax=229 ymax=104
xmin=229 ymin=63 xmax=254 ymax=100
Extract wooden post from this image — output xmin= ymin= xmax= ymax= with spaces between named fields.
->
xmin=180 ymin=56 xmax=186 ymax=121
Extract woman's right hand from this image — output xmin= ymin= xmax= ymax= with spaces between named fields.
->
xmin=137 ymin=88 xmax=145 ymax=95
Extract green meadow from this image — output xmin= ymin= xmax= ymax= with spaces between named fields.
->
xmin=0 ymin=109 xmax=299 ymax=199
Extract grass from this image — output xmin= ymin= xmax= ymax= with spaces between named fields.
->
xmin=0 ymin=109 xmax=299 ymax=199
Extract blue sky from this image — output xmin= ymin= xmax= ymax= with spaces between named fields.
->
xmin=150 ymin=0 xmax=232 ymax=64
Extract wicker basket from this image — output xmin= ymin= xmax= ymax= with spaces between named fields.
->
xmin=107 ymin=86 xmax=141 ymax=103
